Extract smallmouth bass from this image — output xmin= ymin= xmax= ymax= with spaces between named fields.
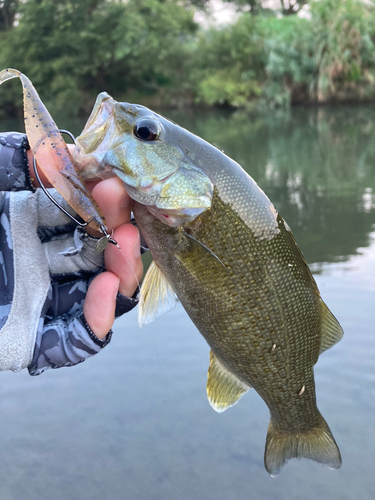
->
xmin=74 ymin=92 xmax=344 ymax=476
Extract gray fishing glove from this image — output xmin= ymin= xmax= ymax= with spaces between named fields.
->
xmin=0 ymin=131 xmax=138 ymax=375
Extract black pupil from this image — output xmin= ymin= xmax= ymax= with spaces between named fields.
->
xmin=135 ymin=120 xmax=159 ymax=141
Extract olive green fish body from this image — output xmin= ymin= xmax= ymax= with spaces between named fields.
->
xmin=75 ymin=95 xmax=344 ymax=475
xmin=134 ymin=188 xmax=323 ymax=430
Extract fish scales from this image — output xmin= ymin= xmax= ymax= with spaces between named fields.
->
xmin=136 ymin=188 xmax=322 ymax=432
xmin=73 ymin=94 xmax=344 ymax=475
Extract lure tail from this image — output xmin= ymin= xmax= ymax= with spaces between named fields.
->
xmin=0 ymin=68 xmax=107 ymax=234
xmin=264 ymin=414 xmax=342 ymax=477
xmin=0 ymin=68 xmax=21 ymax=85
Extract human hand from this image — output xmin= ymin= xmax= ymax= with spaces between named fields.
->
xmin=28 ymin=145 xmax=143 ymax=341
xmin=83 ymin=177 xmax=143 ymax=339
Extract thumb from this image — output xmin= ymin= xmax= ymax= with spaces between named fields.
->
xmin=83 ymin=272 xmax=119 ymax=339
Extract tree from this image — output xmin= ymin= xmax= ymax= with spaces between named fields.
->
xmin=222 ymin=0 xmax=309 ymax=16
xmin=280 ymin=0 xmax=309 ymax=15
xmin=0 ymin=0 xmax=197 ymax=116
xmin=222 ymin=0 xmax=264 ymax=14
xmin=0 ymin=0 xmax=18 ymax=31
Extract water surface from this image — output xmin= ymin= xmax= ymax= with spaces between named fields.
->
xmin=0 ymin=106 xmax=374 ymax=499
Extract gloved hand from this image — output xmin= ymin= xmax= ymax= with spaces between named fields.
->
xmin=25 ymin=177 xmax=144 ymax=375
xmin=28 ymin=139 xmax=144 ymax=339
xmin=1 ymin=132 xmax=143 ymax=374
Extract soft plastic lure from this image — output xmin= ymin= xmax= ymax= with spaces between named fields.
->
xmin=0 ymin=68 xmax=107 ymax=233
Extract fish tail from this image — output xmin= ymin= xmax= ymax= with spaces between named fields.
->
xmin=264 ymin=415 xmax=341 ymax=477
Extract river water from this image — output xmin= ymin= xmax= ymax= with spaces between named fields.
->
xmin=0 ymin=106 xmax=374 ymax=500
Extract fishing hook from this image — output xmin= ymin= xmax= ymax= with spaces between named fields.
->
xmin=33 ymin=129 xmax=118 ymax=251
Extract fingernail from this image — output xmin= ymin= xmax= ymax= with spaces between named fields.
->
xmin=134 ymin=234 xmax=141 ymax=258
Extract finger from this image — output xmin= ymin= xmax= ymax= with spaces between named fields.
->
xmin=91 ymin=177 xmax=131 ymax=231
xmin=83 ymin=271 xmax=120 ymax=339
xmin=105 ymin=223 xmax=143 ymax=297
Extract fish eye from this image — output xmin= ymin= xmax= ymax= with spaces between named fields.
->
xmin=133 ymin=118 xmax=161 ymax=141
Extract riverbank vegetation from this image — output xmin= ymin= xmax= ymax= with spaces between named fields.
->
xmin=0 ymin=0 xmax=375 ymax=117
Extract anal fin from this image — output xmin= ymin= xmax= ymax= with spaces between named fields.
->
xmin=319 ymin=299 xmax=344 ymax=354
xmin=207 ymin=350 xmax=250 ymax=413
xmin=138 ymin=261 xmax=177 ymax=328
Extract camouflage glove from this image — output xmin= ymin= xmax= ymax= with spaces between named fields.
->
xmin=0 ymin=132 xmax=33 ymax=191
xmin=0 ymin=132 xmax=138 ymax=375
xmin=28 ymin=188 xmax=138 ymax=375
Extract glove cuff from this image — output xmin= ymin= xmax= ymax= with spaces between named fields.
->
xmin=79 ymin=313 xmax=113 ymax=348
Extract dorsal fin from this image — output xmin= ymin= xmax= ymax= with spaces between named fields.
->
xmin=319 ymin=299 xmax=344 ymax=354
xmin=207 ymin=350 xmax=251 ymax=413
xmin=138 ymin=261 xmax=177 ymax=328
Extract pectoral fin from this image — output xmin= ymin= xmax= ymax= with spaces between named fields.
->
xmin=319 ymin=299 xmax=344 ymax=354
xmin=138 ymin=261 xmax=177 ymax=328
xmin=207 ymin=351 xmax=250 ymax=413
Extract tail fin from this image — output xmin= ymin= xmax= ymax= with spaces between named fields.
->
xmin=264 ymin=416 xmax=341 ymax=477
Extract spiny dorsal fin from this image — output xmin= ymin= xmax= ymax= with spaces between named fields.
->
xmin=265 ymin=414 xmax=342 ymax=477
xmin=138 ymin=261 xmax=177 ymax=328
xmin=207 ymin=350 xmax=251 ymax=413
xmin=319 ymin=299 xmax=344 ymax=354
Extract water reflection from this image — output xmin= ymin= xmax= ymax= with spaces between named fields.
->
xmin=166 ymin=106 xmax=375 ymax=267
xmin=0 ymin=107 xmax=374 ymax=499
xmin=2 ymin=106 xmax=375 ymax=267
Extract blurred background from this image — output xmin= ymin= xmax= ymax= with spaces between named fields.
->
xmin=0 ymin=1 xmax=375 ymax=499
xmin=1 ymin=0 xmax=375 ymax=116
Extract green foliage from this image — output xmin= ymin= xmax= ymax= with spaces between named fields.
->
xmin=259 ymin=15 xmax=316 ymax=106
xmin=265 ymin=0 xmax=375 ymax=104
xmin=191 ymin=0 xmax=375 ymax=108
xmin=191 ymin=15 xmax=266 ymax=108
xmin=0 ymin=0 xmax=197 ymax=117
xmin=198 ymin=67 xmax=261 ymax=107
xmin=311 ymin=0 xmax=375 ymax=101
xmin=1 ymin=0 xmax=375 ymax=115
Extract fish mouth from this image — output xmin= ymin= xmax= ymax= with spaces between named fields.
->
xmin=146 ymin=205 xmax=207 ymax=227
xmin=108 ymin=161 xmax=213 ymax=227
